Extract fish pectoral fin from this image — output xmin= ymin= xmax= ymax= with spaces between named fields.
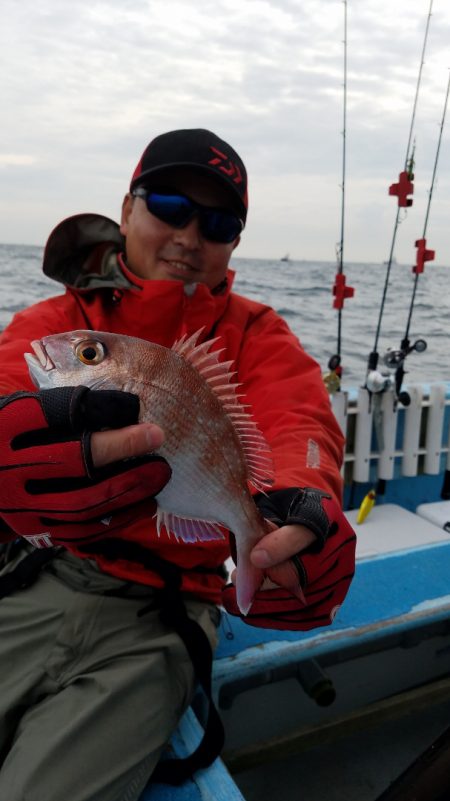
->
xmin=156 ymin=508 xmax=226 ymax=543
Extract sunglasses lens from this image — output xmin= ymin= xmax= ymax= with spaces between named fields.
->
xmin=146 ymin=192 xmax=194 ymax=227
xmin=201 ymin=210 xmax=242 ymax=243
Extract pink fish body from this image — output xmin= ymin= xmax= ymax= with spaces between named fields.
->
xmin=25 ymin=329 xmax=274 ymax=614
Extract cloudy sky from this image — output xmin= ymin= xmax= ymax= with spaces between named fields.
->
xmin=1 ymin=0 xmax=449 ymax=263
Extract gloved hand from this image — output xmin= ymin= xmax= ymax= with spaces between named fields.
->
xmin=0 ymin=387 xmax=171 ymax=547
xmin=222 ymin=487 xmax=356 ymax=630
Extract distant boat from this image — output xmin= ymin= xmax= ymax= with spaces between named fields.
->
xmin=280 ymin=253 xmax=290 ymax=262
xmin=383 ymin=256 xmax=397 ymax=265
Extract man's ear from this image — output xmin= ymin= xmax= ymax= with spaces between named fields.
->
xmin=120 ymin=194 xmax=133 ymax=236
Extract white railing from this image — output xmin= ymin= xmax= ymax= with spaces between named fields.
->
xmin=332 ymin=383 xmax=450 ymax=484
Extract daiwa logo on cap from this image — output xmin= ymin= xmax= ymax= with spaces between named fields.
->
xmin=208 ymin=146 xmax=243 ymax=184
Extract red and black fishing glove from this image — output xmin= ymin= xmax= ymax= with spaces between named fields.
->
xmin=0 ymin=387 xmax=171 ymax=548
xmin=222 ymin=487 xmax=356 ymax=631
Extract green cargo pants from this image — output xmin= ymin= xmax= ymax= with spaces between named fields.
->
xmin=0 ymin=549 xmax=219 ymax=801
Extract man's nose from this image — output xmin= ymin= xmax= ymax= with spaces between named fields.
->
xmin=172 ymin=216 xmax=202 ymax=248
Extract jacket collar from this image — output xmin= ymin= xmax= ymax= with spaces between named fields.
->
xmin=110 ymin=254 xmax=235 ymax=345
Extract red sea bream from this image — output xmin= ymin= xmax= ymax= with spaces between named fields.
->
xmin=25 ymin=329 xmax=285 ymax=614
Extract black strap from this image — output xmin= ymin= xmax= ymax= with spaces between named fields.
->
xmin=151 ymin=598 xmax=224 ymax=784
xmin=82 ymin=538 xmax=225 ymax=785
xmin=0 ymin=546 xmax=58 ymax=599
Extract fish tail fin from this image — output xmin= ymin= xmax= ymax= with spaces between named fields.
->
xmin=235 ymin=550 xmax=265 ymax=616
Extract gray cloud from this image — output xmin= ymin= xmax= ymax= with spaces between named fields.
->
xmin=1 ymin=0 xmax=449 ymax=263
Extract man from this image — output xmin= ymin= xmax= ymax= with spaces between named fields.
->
xmin=0 ymin=129 xmax=356 ymax=801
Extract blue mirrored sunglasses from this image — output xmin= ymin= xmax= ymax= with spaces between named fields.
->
xmin=132 ymin=188 xmax=244 ymax=244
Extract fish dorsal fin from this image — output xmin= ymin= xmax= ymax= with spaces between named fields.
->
xmin=172 ymin=329 xmax=274 ymax=491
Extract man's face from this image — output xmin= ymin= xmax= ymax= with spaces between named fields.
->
xmin=120 ymin=169 xmax=241 ymax=289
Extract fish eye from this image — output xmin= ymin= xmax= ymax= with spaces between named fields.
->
xmin=75 ymin=340 xmax=106 ymax=365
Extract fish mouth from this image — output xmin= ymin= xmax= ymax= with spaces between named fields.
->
xmin=24 ymin=340 xmax=56 ymax=388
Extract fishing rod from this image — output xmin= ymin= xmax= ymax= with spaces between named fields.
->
xmin=386 ymin=69 xmax=450 ymax=403
xmin=325 ymin=0 xmax=354 ymax=394
xmin=357 ymin=70 xmax=449 ymax=521
xmin=353 ymin=1 xmax=433 ymax=522
xmin=365 ymin=0 xmax=434 ymax=397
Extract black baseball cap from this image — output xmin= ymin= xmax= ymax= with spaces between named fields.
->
xmin=130 ymin=128 xmax=248 ymax=223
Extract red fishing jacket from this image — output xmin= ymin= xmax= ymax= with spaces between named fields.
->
xmin=0 ymin=215 xmax=345 ymax=603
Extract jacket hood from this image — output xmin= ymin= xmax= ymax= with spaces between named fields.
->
xmin=43 ymin=213 xmax=134 ymax=291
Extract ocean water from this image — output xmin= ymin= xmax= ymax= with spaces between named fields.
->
xmin=0 ymin=242 xmax=448 ymax=388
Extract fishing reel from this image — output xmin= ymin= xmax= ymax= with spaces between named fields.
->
xmin=382 ymin=338 xmax=427 ymax=406
xmin=366 ymin=369 xmax=392 ymax=395
xmin=323 ymin=354 xmax=342 ymax=394
xmin=383 ymin=338 xmax=427 ymax=368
